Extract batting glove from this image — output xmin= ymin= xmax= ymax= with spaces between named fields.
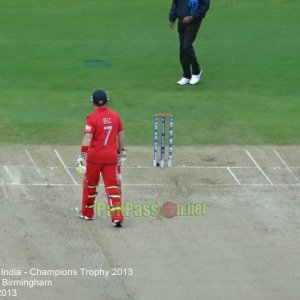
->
xmin=76 ymin=153 xmax=86 ymax=174
xmin=118 ymin=148 xmax=126 ymax=164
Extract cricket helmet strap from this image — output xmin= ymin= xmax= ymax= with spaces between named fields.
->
xmin=91 ymin=90 xmax=109 ymax=106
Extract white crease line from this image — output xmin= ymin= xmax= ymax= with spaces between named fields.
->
xmin=3 ymin=164 xmax=300 ymax=170
xmin=0 ymin=182 xmax=300 ymax=187
xmin=124 ymin=166 xmax=257 ymax=169
xmin=274 ymin=150 xmax=300 ymax=184
xmin=7 ymin=183 xmax=78 ymax=186
xmin=3 ymin=167 xmax=30 ymax=199
xmin=0 ymin=165 xmax=60 ymax=169
xmin=54 ymin=149 xmax=78 ymax=185
xmin=0 ymin=165 xmax=258 ymax=169
xmin=227 ymin=167 xmax=241 ymax=185
xmin=123 ymin=183 xmax=164 ymax=186
xmin=0 ymin=183 xmax=164 ymax=187
xmin=0 ymin=165 xmax=32 ymax=168
xmin=166 ymin=166 xmax=255 ymax=169
xmin=245 ymin=150 xmax=273 ymax=185
xmin=25 ymin=150 xmax=47 ymax=184
xmin=3 ymin=166 xmax=17 ymax=184
xmin=192 ymin=183 xmax=300 ymax=187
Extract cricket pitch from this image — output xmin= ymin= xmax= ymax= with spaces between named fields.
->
xmin=0 ymin=146 xmax=299 ymax=300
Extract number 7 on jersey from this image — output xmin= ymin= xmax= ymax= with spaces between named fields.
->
xmin=104 ymin=126 xmax=112 ymax=145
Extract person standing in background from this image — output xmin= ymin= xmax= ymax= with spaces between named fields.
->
xmin=169 ymin=0 xmax=210 ymax=85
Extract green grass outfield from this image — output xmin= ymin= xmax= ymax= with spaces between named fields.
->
xmin=0 ymin=0 xmax=299 ymax=145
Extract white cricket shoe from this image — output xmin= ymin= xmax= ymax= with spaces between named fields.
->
xmin=190 ymin=70 xmax=203 ymax=85
xmin=177 ymin=77 xmax=190 ymax=85
xmin=112 ymin=220 xmax=122 ymax=228
xmin=79 ymin=213 xmax=94 ymax=221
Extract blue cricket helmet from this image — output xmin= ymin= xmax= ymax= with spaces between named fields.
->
xmin=91 ymin=90 xmax=109 ymax=106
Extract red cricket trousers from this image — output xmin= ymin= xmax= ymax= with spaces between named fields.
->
xmin=81 ymin=162 xmax=124 ymax=222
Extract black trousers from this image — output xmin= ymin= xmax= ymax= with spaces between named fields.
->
xmin=178 ymin=19 xmax=202 ymax=79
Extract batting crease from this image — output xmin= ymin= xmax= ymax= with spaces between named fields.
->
xmin=25 ymin=149 xmax=47 ymax=184
xmin=1 ymin=148 xmax=300 ymax=187
xmin=227 ymin=167 xmax=241 ymax=185
xmin=245 ymin=150 xmax=273 ymax=185
xmin=3 ymin=166 xmax=17 ymax=184
xmin=54 ymin=149 xmax=78 ymax=185
xmin=273 ymin=150 xmax=300 ymax=184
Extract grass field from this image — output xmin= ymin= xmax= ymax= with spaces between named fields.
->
xmin=0 ymin=0 xmax=299 ymax=145
xmin=1 ymin=3 xmax=300 ymax=299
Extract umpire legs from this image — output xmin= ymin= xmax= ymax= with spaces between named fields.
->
xmin=178 ymin=19 xmax=202 ymax=79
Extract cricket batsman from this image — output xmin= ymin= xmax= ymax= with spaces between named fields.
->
xmin=76 ymin=90 xmax=126 ymax=227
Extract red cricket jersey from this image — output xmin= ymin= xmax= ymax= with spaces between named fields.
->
xmin=84 ymin=106 xmax=123 ymax=164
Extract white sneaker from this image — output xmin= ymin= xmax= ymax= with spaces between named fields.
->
xmin=112 ymin=220 xmax=122 ymax=228
xmin=190 ymin=70 xmax=203 ymax=85
xmin=177 ymin=77 xmax=190 ymax=85
xmin=79 ymin=213 xmax=94 ymax=221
